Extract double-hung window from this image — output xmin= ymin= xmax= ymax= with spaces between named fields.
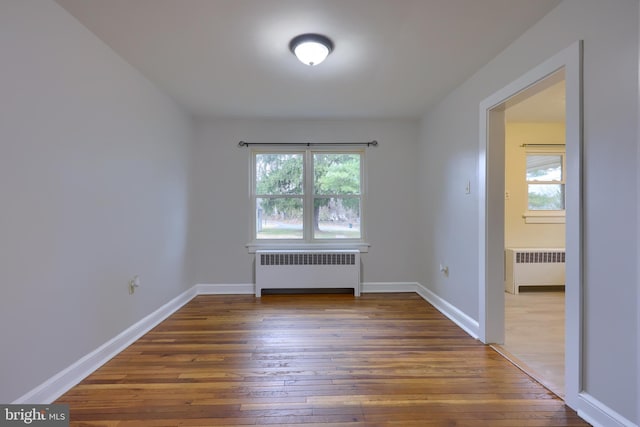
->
xmin=524 ymin=148 xmax=566 ymax=223
xmin=252 ymin=149 xmax=364 ymax=241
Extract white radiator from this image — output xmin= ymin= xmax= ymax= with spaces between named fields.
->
xmin=505 ymin=248 xmax=565 ymax=294
xmin=255 ymin=250 xmax=360 ymax=297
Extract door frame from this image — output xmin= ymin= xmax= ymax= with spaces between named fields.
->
xmin=478 ymin=41 xmax=583 ymax=409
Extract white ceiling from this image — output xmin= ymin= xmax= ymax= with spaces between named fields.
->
xmin=55 ymin=0 xmax=561 ymax=120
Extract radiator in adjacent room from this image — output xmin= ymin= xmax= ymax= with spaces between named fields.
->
xmin=505 ymin=248 xmax=565 ymax=294
xmin=255 ymin=249 xmax=360 ymax=297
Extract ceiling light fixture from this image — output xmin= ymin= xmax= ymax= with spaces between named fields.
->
xmin=289 ymin=33 xmax=333 ymax=66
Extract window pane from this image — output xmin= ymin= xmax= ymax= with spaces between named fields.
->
xmin=528 ymin=184 xmax=565 ymax=210
xmin=313 ymin=197 xmax=361 ymax=239
xmin=256 ymin=154 xmax=303 ymax=195
xmin=526 ymin=155 xmax=563 ymax=181
xmin=314 ymin=153 xmax=361 ymax=195
xmin=256 ymin=197 xmax=303 ymax=239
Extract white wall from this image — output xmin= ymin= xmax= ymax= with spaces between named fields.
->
xmin=0 ymin=1 xmax=193 ymax=403
xmin=418 ymin=0 xmax=638 ymax=422
xmin=505 ymin=122 xmax=565 ymax=249
xmin=189 ymin=118 xmax=421 ymax=286
xmin=418 ymin=101 xmax=480 ymax=320
xmin=1 ymin=0 xmax=636 ymax=420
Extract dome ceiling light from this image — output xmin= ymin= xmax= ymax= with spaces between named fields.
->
xmin=289 ymin=33 xmax=334 ymax=66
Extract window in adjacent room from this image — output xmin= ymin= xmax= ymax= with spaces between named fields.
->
xmin=523 ymin=149 xmax=566 ymax=223
xmin=252 ymin=149 xmax=363 ymax=241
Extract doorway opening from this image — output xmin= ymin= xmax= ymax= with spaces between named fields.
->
xmin=478 ymin=41 xmax=582 ymax=409
xmin=496 ymin=71 xmax=567 ymax=398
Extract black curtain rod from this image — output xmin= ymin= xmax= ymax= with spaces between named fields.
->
xmin=238 ymin=140 xmax=378 ymax=147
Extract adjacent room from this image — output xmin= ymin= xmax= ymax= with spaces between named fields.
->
xmin=1 ymin=1 xmax=638 ymax=426
xmin=497 ymin=72 xmax=568 ymax=398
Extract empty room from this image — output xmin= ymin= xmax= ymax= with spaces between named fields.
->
xmin=1 ymin=1 xmax=638 ymax=426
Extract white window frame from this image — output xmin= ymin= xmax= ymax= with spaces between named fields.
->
xmin=249 ymin=147 xmax=368 ymax=249
xmin=523 ymin=146 xmax=566 ymax=224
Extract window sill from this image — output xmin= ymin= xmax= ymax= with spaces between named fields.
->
xmin=246 ymin=241 xmax=370 ymax=254
xmin=523 ymin=211 xmax=566 ymax=224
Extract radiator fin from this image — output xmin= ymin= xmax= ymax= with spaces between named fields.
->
xmin=515 ymin=251 xmax=565 ymax=264
xmin=260 ymin=252 xmax=356 ymax=266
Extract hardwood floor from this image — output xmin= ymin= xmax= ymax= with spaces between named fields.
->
xmin=494 ymin=290 xmax=565 ymax=398
xmin=56 ymin=293 xmax=587 ymax=426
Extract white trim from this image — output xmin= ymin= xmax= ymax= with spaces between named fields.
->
xmin=195 ymin=283 xmax=255 ymax=294
xmin=362 ymin=282 xmax=417 ymax=293
xmin=15 ymin=281 xmax=476 ymax=404
xmin=247 ymin=242 xmax=370 ymax=253
xmin=23 ymin=280 xmax=625 ymax=427
xmin=364 ymin=282 xmax=480 ymax=339
xmin=415 ymin=284 xmax=480 ymax=340
xmin=523 ymin=148 xmax=567 ymax=222
xmin=12 ymin=286 xmax=197 ymax=404
xmin=479 ymin=41 xmax=583 ymax=410
xmin=523 ymin=210 xmax=566 ymax=224
xmin=577 ymin=393 xmax=638 ymax=427
xmin=250 ymin=148 xmax=367 ymax=244
xmin=478 ymin=108 xmax=506 ymax=344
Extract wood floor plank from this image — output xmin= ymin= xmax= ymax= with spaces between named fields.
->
xmin=56 ymin=293 xmax=588 ymax=426
xmin=497 ymin=290 xmax=565 ymax=397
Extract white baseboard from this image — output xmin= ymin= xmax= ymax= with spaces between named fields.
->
xmin=14 ymin=284 xmax=254 ymax=404
xmin=414 ymin=283 xmax=480 ymax=339
xmin=19 ymin=281 xmax=479 ymax=404
xmin=362 ymin=282 xmax=418 ymax=293
xmin=363 ymin=281 xmax=480 ymax=340
xmin=13 ymin=286 xmax=198 ymax=404
xmin=409 ymin=287 xmax=638 ymax=427
xmin=195 ymin=283 xmax=254 ymax=294
xmin=578 ymin=392 xmax=637 ymax=427
xmin=29 ymin=279 xmax=635 ymax=427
